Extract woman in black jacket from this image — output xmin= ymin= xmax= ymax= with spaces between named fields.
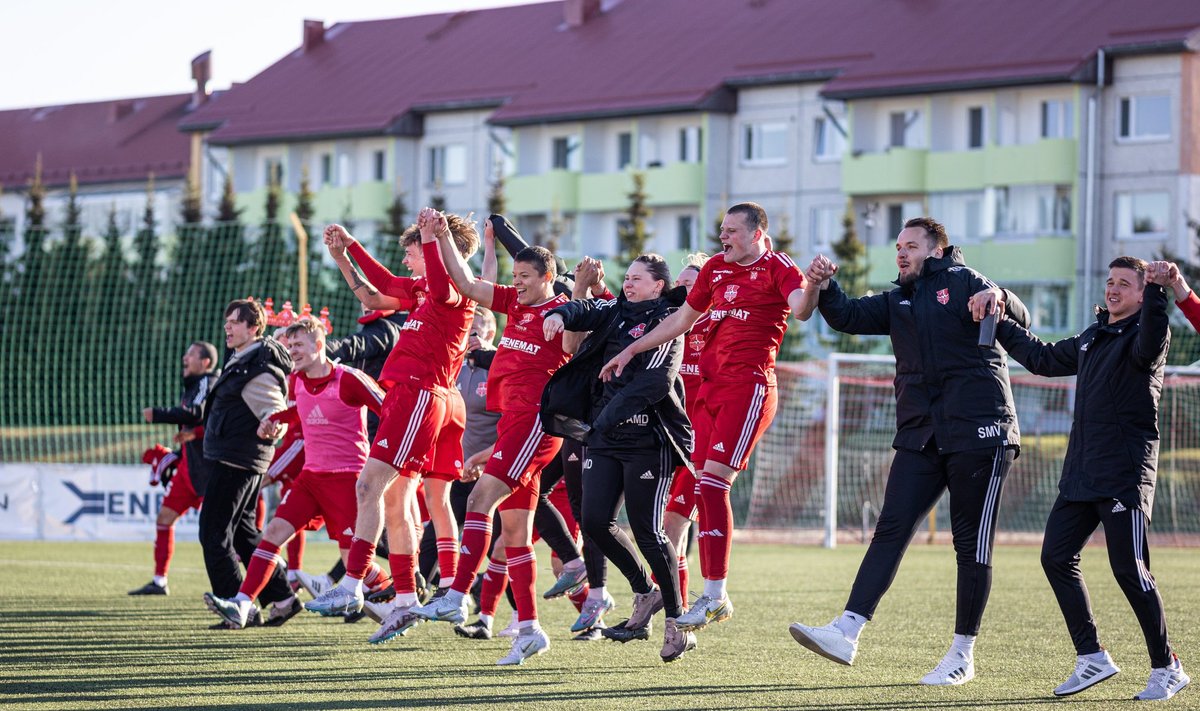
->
xmin=541 ymin=254 xmax=695 ymax=663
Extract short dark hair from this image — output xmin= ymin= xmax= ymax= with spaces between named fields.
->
xmin=399 ymin=213 xmax=480 ymax=259
xmin=903 ymin=217 xmax=949 ymax=250
xmin=514 ymin=246 xmax=557 ymax=278
xmin=224 ymin=299 xmax=266 ymax=336
xmin=189 ymin=341 xmax=218 ymax=369
xmin=633 ymin=253 xmax=672 ymax=285
xmin=1109 ymin=256 xmax=1147 ymax=284
xmin=728 ymin=202 xmax=769 ymax=233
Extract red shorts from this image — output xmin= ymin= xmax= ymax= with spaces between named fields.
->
xmin=665 ymin=465 xmax=697 ymax=520
xmin=485 ymin=409 xmax=561 ymax=511
xmin=370 ymin=383 xmax=447 ymax=473
xmin=280 ymin=476 xmax=325 ymax=532
xmin=692 ymin=380 xmax=778 ymax=471
xmin=548 ymin=481 xmax=579 ymax=538
xmin=424 ymin=386 xmax=466 ymax=482
xmin=161 ymin=457 xmax=202 ymax=514
xmin=275 ymin=470 xmax=358 ymax=545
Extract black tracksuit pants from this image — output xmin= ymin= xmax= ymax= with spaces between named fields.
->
xmin=846 ymin=441 xmax=1014 ymax=636
xmin=535 ymin=439 xmax=608 ymax=589
xmin=199 ymin=460 xmax=291 ymax=605
xmin=1041 ymin=495 xmax=1173 ymax=667
xmin=581 ymin=447 xmax=682 ymax=619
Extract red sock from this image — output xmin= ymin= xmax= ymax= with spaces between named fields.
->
xmin=286 ymin=531 xmax=305 ymax=570
xmin=364 ymin=562 xmax=391 ymax=592
xmin=678 ymin=555 xmax=689 ymax=596
xmin=239 ymin=540 xmax=282 ymax=600
xmin=506 ymin=546 xmax=538 ymax=623
xmin=568 ymin=584 xmax=589 ymax=613
xmin=452 ymin=512 xmax=492 ymax=595
xmin=693 ymin=479 xmax=709 ymax=580
xmin=698 ymin=473 xmax=733 ymax=580
xmin=479 ymin=558 xmax=508 ymax=617
xmin=153 ymin=524 xmax=174 ymax=577
xmin=436 ymin=537 xmax=458 ymax=587
xmin=254 ymin=495 xmax=266 ymax=530
xmin=389 ymin=553 xmax=417 ymax=595
xmin=344 ymin=537 xmax=376 ymax=580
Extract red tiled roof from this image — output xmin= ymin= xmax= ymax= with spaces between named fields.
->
xmin=181 ymin=0 xmax=1200 ymax=142
xmin=0 ymin=94 xmax=192 ymax=190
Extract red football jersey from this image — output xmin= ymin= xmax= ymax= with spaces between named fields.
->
xmin=487 ymin=286 xmax=570 ymax=412
xmin=378 ymin=278 xmax=474 ymax=391
xmin=685 ymin=251 xmax=805 ymax=386
xmin=679 ymin=312 xmax=712 ymax=412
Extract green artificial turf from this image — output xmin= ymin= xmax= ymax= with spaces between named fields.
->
xmin=0 ymin=540 xmax=1195 ymax=710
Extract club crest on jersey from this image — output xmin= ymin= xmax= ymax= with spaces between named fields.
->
xmin=689 ymin=334 xmax=704 ymax=351
xmin=416 ymin=292 xmax=427 ymax=306
xmin=519 ymin=312 xmax=535 ymax=325
xmin=629 ymin=323 xmax=646 ymax=338
xmin=936 ymin=288 xmax=949 ymax=305
xmin=724 ymin=284 xmax=739 ymax=302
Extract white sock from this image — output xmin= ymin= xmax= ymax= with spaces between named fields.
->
xmin=443 ymin=589 xmax=465 ymax=605
xmin=587 ymin=586 xmax=607 ymax=602
xmin=517 ymin=618 xmax=540 ymax=631
xmin=439 ymin=578 xmax=454 ymax=590
xmin=703 ymin=578 xmax=727 ymax=599
xmin=286 ymin=569 xmax=299 ymax=582
xmin=478 ymin=613 xmax=494 ymax=628
xmin=563 ymin=557 xmax=584 ymax=572
xmin=951 ymin=633 xmax=976 ymax=658
xmin=233 ymin=592 xmax=252 ymax=603
xmin=339 ymin=577 xmax=364 ymax=595
xmin=835 ymin=611 xmax=867 ymax=642
xmin=153 ymin=575 xmax=168 ymax=587
xmin=395 ymin=592 xmax=418 ymax=606
xmin=274 ymin=595 xmax=296 ymax=609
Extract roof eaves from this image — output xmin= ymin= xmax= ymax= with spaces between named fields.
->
xmin=821 ymin=72 xmax=1083 ymax=101
xmin=723 ymin=69 xmax=841 ymax=89
xmin=207 ymin=126 xmax=390 ymax=146
xmin=490 ymin=87 xmax=737 ymax=127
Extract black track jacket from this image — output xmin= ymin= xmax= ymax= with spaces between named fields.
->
xmin=817 ymin=246 xmax=1030 ymax=454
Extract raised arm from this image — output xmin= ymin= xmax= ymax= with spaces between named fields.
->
xmin=428 ymin=209 xmax=494 ymax=308
xmin=481 ymin=218 xmax=499 ymax=284
xmin=421 ymin=219 xmax=465 ymax=306
xmin=325 ymin=224 xmax=406 ymax=311
xmin=817 ymin=280 xmax=890 ymax=335
xmin=995 ymin=319 xmax=1080 ymax=377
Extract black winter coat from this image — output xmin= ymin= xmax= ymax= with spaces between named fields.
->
xmin=540 ymin=288 xmax=693 ymax=470
xmin=150 ymin=371 xmax=217 ymax=494
xmin=326 ymin=313 xmax=405 ymax=381
xmin=817 ymin=246 xmax=1030 ymax=454
xmin=202 ymin=339 xmax=291 ymax=474
xmin=997 ymin=284 xmax=1170 ymax=516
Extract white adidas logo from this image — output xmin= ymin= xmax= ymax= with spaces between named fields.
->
xmin=306 ymin=404 xmax=329 ymax=425
xmin=460 ymin=545 xmax=471 ymax=556
xmin=1112 ymin=500 xmax=1127 ymax=513
xmin=567 ymin=453 xmax=579 ymax=462
xmin=377 ymin=438 xmax=389 ymax=448
xmin=713 ymin=442 xmax=725 ymax=453
xmin=640 ymin=471 xmax=654 ymax=480
xmin=698 ymin=529 xmax=725 ymax=538
xmin=492 ymin=451 xmax=504 ymax=460
xmin=674 ymin=495 xmax=685 ymax=504
xmin=343 ymin=527 xmax=353 ymax=536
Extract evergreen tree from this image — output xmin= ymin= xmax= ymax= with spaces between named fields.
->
xmin=617 ymin=172 xmax=651 ymax=261
xmin=213 ymin=174 xmax=249 ymax=305
xmin=486 ymin=170 xmax=511 ymax=281
xmin=378 ymin=191 xmax=410 ymax=276
xmin=709 ymin=208 xmax=725 ymax=253
xmin=10 ymin=160 xmax=49 ymax=425
xmin=257 ymin=173 xmax=292 ymax=303
xmin=831 ymin=200 xmax=868 ymax=352
xmin=133 ymin=173 xmax=160 ymax=300
xmin=773 ymin=214 xmax=794 ymax=254
xmin=88 ymin=206 xmax=132 ymax=422
xmin=295 ymin=166 xmax=320 ymax=302
xmin=172 ymin=172 xmax=215 ymax=359
xmin=1157 ymin=216 xmax=1200 ymax=364
xmin=429 ymin=182 xmax=447 ymax=213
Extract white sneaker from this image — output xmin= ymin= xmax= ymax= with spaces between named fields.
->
xmin=920 ymin=649 xmax=975 ymax=686
xmin=294 ymin=571 xmax=333 ymax=599
xmin=304 ymin=584 xmax=363 ymax=616
xmin=1135 ymin=654 xmax=1190 ymax=701
xmin=368 ymin=603 xmax=421 ymax=644
xmin=497 ymin=612 xmax=520 ymax=638
xmin=363 ymin=600 xmax=392 ymax=625
xmin=1053 ymin=651 xmax=1120 ymax=696
xmin=203 ymin=593 xmax=254 ymax=629
xmin=674 ymin=593 xmax=732 ymax=632
xmin=412 ymin=590 xmax=467 ymax=623
xmin=497 ymin=626 xmax=550 ymax=666
xmin=788 ymin=621 xmax=857 ymax=665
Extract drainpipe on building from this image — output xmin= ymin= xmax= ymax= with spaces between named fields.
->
xmin=1081 ymin=49 xmax=1105 ymax=330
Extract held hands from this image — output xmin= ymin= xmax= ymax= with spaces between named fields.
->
xmin=142 ymin=407 xmax=154 ymax=424
xmin=574 ymin=257 xmax=601 ymax=288
xmin=173 ymin=429 xmax=198 ymax=445
xmin=257 ymin=419 xmax=283 ymax=440
xmin=483 ymin=218 xmax=495 ymax=243
xmin=967 ymin=287 xmax=1006 ymax=322
xmin=324 ymin=224 xmax=356 ymax=260
xmin=462 ymin=450 xmax=490 ymax=482
xmin=543 ymin=313 xmax=566 ymax=340
xmin=1146 ymin=261 xmax=1177 ymax=287
xmin=805 ymin=255 xmax=838 ymax=291
xmin=599 ymin=348 xmax=634 ymax=382
xmin=417 ymin=207 xmax=449 ymax=242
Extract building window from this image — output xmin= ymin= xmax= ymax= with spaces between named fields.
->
xmin=264 ymin=158 xmax=283 ymax=187
xmin=552 ymin=136 xmax=580 ymax=170
xmin=617 ymin=132 xmax=633 ymax=170
xmin=1116 ymin=192 xmax=1169 ymax=237
xmin=742 ymin=122 xmax=788 ymax=165
xmin=1010 ymin=284 xmax=1070 ymax=331
xmin=967 ymin=107 xmax=985 ymax=149
xmin=887 ymin=204 xmax=905 ymax=238
xmin=679 ymin=126 xmax=702 ymax=163
xmin=429 ymin=144 xmax=467 ymax=186
xmin=889 ymin=110 xmax=921 ymax=148
xmin=1118 ymin=95 xmax=1170 ymax=141
xmin=814 ymin=116 xmax=845 ymax=161
xmin=1041 ymin=100 xmax=1074 ymax=139
xmin=320 ymin=153 xmax=333 ymax=185
xmin=810 ymin=205 xmax=841 ymax=252
xmin=929 ymin=192 xmax=984 ymax=241
xmin=677 ymin=215 xmax=695 ymax=250
xmin=1037 ymin=186 xmax=1072 ymax=233
xmin=373 ymin=150 xmax=386 ymax=181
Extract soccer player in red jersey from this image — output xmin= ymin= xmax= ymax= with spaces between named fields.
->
xmin=413 ymin=211 xmax=570 ymax=666
xmin=203 ymin=318 xmax=388 ymax=628
xmin=305 ymin=212 xmax=477 ymax=640
xmin=601 ymin=203 xmax=819 ymax=632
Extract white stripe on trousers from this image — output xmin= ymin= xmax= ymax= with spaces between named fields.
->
xmin=975 ymin=445 xmax=1005 ymax=565
xmin=731 ymin=383 xmax=767 ymax=466
xmin=1132 ymin=509 xmax=1155 ymax=592
xmin=392 ymin=389 xmax=432 ymax=470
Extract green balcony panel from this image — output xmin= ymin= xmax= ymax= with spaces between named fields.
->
xmin=575 ymin=163 xmax=705 ymax=213
xmin=865 ymin=236 xmax=1075 ymax=287
xmin=506 ymin=170 xmax=581 ymax=214
xmin=926 ymin=150 xmax=987 ymax=192
xmin=578 ymin=171 xmax=629 ymax=212
xmin=985 ymin=139 xmax=1078 ymax=187
xmin=842 ymin=148 xmax=928 ymax=195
